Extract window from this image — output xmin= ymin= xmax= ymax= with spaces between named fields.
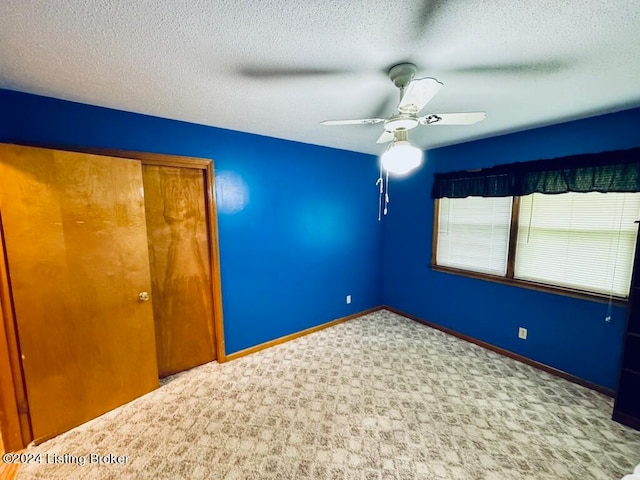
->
xmin=515 ymin=192 xmax=639 ymax=296
xmin=433 ymin=192 xmax=640 ymax=299
xmin=437 ymin=197 xmax=512 ymax=276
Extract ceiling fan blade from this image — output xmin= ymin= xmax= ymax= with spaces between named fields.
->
xmin=320 ymin=118 xmax=384 ymax=126
xmin=239 ymin=66 xmax=344 ymax=79
xmin=409 ymin=1 xmax=440 ymax=41
xmin=419 ymin=112 xmax=486 ymax=125
xmin=398 ymin=77 xmax=443 ymax=114
xmin=451 ymin=60 xmax=566 ymax=76
xmin=372 ymin=93 xmax=396 ymax=119
xmin=376 ymin=130 xmax=395 ymax=144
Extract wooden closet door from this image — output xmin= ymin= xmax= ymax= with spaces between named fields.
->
xmin=142 ymin=165 xmax=216 ymax=377
xmin=0 ymin=144 xmax=159 ymax=442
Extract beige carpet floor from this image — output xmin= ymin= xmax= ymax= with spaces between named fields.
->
xmin=16 ymin=309 xmax=640 ymax=479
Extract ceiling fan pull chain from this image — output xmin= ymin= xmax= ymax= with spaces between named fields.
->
xmin=384 ymin=171 xmax=390 ymax=216
xmin=376 ymin=175 xmax=383 ymax=221
xmin=376 ymin=160 xmax=384 ymax=221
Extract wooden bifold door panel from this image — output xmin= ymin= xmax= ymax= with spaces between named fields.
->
xmin=0 ymin=144 xmax=159 ymax=442
xmin=0 ymin=143 xmax=224 ymax=448
xmin=142 ymin=165 xmax=216 ymax=377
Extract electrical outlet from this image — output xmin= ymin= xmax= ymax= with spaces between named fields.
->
xmin=518 ymin=327 xmax=527 ymax=340
xmin=346 ymin=295 xmax=351 ymax=304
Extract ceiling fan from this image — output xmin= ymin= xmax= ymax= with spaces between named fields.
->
xmin=320 ymin=63 xmax=486 ymax=219
xmin=321 ymin=62 xmax=486 ymax=172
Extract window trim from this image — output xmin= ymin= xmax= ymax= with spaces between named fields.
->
xmin=431 ymin=197 xmax=629 ymax=306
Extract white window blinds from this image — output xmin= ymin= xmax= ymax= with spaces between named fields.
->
xmin=437 ymin=196 xmax=512 ymax=276
xmin=515 ymin=192 xmax=640 ymax=297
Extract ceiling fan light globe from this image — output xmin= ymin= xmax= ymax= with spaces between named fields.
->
xmin=381 ymin=141 xmax=423 ymax=176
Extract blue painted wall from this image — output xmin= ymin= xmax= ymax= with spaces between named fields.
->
xmin=0 ymin=89 xmax=383 ymax=354
xmin=3 ymin=87 xmax=637 ymax=389
xmin=383 ymin=107 xmax=640 ymax=390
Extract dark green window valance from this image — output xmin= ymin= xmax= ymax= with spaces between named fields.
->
xmin=431 ymin=147 xmax=640 ymax=199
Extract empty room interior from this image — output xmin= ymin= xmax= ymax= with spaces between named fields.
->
xmin=1 ymin=1 xmax=640 ymax=479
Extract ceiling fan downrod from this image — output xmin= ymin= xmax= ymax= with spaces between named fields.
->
xmin=388 ymin=62 xmax=417 ymax=101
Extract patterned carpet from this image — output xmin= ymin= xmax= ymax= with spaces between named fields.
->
xmin=16 ymin=310 xmax=640 ymax=479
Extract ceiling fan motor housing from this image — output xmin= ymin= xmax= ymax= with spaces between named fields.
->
xmin=384 ymin=114 xmax=419 ymax=132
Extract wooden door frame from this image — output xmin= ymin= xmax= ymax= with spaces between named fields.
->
xmin=0 ymin=144 xmax=227 ymax=451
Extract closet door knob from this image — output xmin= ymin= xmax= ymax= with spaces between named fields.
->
xmin=138 ymin=291 xmax=150 ymax=302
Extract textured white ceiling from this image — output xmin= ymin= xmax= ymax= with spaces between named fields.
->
xmin=1 ymin=1 xmax=639 ymax=155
